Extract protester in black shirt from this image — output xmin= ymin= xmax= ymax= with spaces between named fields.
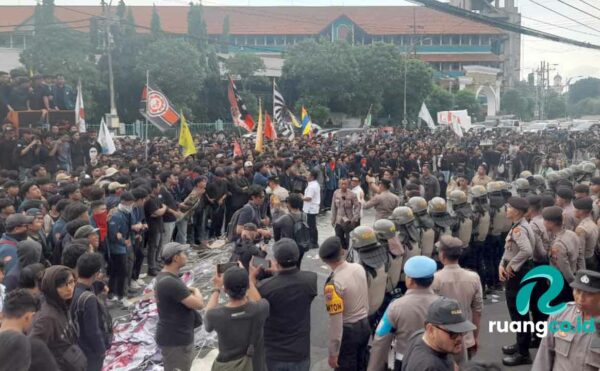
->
xmin=8 ymin=77 xmax=30 ymax=111
xmin=0 ymin=71 xmax=12 ymax=121
xmin=28 ymin=75 xmax=51 ymax=111
xmin=14 ymin=130 xmax=41 ymax=176
xmin=144 ymin=180 xmax=167 ymax=276
xmin=248 ymin=239 xmax=317 ymax=371
xmin=52 ymin=75 xmax=75 ymax=110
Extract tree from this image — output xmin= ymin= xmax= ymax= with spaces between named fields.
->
xmin=134 ymin=38 xmax=207 ymax=120
xmin=426 ymin=85 xmax=453 ymax=121
xmin=383 ymin=57 xmax=434 ymax=121
xmin=501 ymin=86 xmax=535 ymax=121
xmin=150 ymin=5 xmax=162 ymax=38
xmin=123 ymin=8 xmax=136 ymax=36
xmin=224 ymin=54 xmax=265 ymax=90
xmin=187 ymin=2 xmax=208 ymax=50
xmin=221 ymin=15 xmax=230 ymax=54
xmin=545 ymin=91 xmax=566 ymax=119
xmin=116 ymin=0 xmax=126 ymax=19
xmin=569 ymin=78 xmax=600 ymax=104
xmin=454 ymin=90 xmax=483 ymax=122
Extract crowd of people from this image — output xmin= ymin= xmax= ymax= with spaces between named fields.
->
xmin=0 ymin=118 xmax=599 ymax=371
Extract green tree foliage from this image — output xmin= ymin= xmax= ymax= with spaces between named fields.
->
xmin=569 ymin=78 xmax=600 ymax=104
xmin=134 ymin=38 xmax=207 ymax=120
xmin=224 ymin=54 xmax=265 ymax=87
xmin=221 ymin=15 xmax=230 ymax=54
xmin=150 ymin=5 xmax=162 ymax=38
xmin=426 ymin=85 xmax=453 ymax=120
xmin=501 ymin=85 xmax=535 ymax=121
xmin=545 ymin=90 xmax=566 ymax=119
xmin=187 ymin=2 xmax=208 ymax=50
xmin=454 ymin=90 xmax=483 ymax=122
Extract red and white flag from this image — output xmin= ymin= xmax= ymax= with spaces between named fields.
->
xmin=264 ymin=112 xmax=277 ymax=141
xmin=227 ymin=76 xmax=254 ymax=132
xmin=233 ymin=140 xmax=242 ymax=157
xmin=75 ymin=79 xmax=86 ymax=133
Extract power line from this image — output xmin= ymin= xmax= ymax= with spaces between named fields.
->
xmin=521 ymin=14 xmax=600 ymax=36
xmin=578 ymin=0 xmax=600 ymax=14
xmin=528 ymin=0 xmax=600 ymax=34
xmin=557 ymin=0 xmax=600 ymax=22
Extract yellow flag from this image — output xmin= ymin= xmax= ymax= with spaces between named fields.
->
xmin=255 ymin=99 xmax=264 ymax=153
xmin=178 ymin=113 xmax=197 ymax=157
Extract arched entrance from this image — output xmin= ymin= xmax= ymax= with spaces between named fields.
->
xmin=475 ymin=85 xmax=499 ymax=117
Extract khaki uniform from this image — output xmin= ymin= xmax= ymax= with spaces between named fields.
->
xmin=549 ymin=229 xmax=580 ymax=283
xmin=431 ymin=264 xmax=483 ymax=348
xmin=419 ymin=227 xmax=435 ymax=258
xmin=367 ymin=266 xmax=388 ymax=315
xmin=472 ymin=208 xmax=490 ymax=243
xmin=324 ymin=261 xmax=369 ymax=356
xmin=530 ymin=215 xmax=552 ymax=263
xmin=490 ymin=205 xmax=511 ymax=236
xmin=364 ymin=190 xmax=400 ymax=220
xmin=367 ymin=288 xmax=439 ymax=371
xmin=471 ymin=174 xmax=492 ymax=188
xmin=331 ymin=189 xmax=361 ymax=226
xmin=532 ymin=303 xmax=600 ymax=371
xmin=576 ymin=216 xmax=599 ymax=263
xmin=562 ymin=203 xmax=578 ymax=231
xmin=502 ymin=218 xmax=535 ymax=272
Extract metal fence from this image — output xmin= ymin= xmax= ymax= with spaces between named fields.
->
xmin=85 ymin=121 xmax=237 ymax=138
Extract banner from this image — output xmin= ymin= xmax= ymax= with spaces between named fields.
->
xmin=140 ymin=83 xmax=180 ymax=132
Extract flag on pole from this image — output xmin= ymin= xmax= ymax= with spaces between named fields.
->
xmin=178 ymin=113 xmax=197 ymax=157
xmin=75 ymin=79 xmax=86 ymax=133
xmin=272 ymin=81 xmax=297 ymax=140
xmin=233 ymin=140 xmax=242 ymax=157
xmin=418 ymin=102 xmax=436 ymax=130
xmin=363 ymin=105 xmax=372 ymax=128
xmin=140 ymin=83 xmax=180 ymax=132
xmin=255 ymin=99 xmax=264 ymax=153
xmin=450 ymin=113 xmax=464 ymax=138
xmin=97 ymin=118 xmax=116 ymax=154
xmin=301 ymin=106 xmax=312 ymax=137
xmin=264 ymin=111 xmax=277 ymax=141
xmin=228 ymin=76 xmax=255 ymax=132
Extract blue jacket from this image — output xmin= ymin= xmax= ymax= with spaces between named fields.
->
xmin=108 ymin=209 xmax=131 ymax=255
xmin=0 ymin=233 xmax=18 ymax=274
xmin=253 ymin=172 xmax=269 ymax=187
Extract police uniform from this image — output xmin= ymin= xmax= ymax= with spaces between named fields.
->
xmin=367 ymin=256 xmax=439 ymax=371
xmin=501 ymin=197 xmax=535 ymax=366
xmin=549 ymin=228 xmax=580 ymax=303
xmin=414 ymin=212 xmax=435 ymax=258
xmin=320 ymin=237 xmax=370 ymax=371
xmin=574 ymin=197 xmax=600 ymax=271
xmin=470 ymin=197 xmax=490 ymax=288
xmin=532 ymin=270 xmax=600 ymax=371
xmin=488 ymin=192 xmax=512 ymax=288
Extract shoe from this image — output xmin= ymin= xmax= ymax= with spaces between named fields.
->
xmin=502 ymin=354 xmax=532 ymax=366
xmin=121 ymin=298 xmax=132 ymax=308
xmin=139 ymin=273 xmax=148 ymax=279
xmin=130 ymin=281 xmax=141 ymax=290
xmin=530 ymin=338 xmax=541 ymax=348
xmin=108 ymin=295 xmax=118 ymax=302
xmin=502 ymin=344 xmax=518 ymax=355
xmin=136 ymin=278 xmax=145 ymax=286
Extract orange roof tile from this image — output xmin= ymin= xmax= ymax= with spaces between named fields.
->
xmin=0 ymin=5 xmax=503 ymax=36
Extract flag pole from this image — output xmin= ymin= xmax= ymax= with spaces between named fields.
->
xmin=144 ymin=70 xmax=149 ymax=161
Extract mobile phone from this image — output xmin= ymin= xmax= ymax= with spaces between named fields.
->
xmin=252 ymin=256 xmax=271 ymax=269
xmin=217 ymin=262 xmax=238 ymax=274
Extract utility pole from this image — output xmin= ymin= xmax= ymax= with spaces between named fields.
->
xmin=103 ymin=0 xmax=120 ymax=132
xmin=403 ymin=8 xmax=424 ymax=127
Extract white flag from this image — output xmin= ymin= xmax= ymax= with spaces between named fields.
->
xmin=418 ymin=102 xmax=436 ymax=130
xmin=97 ymin=118 xmax=116 ymax=154
xmin=450 ymin=112 xmax=464 ymax=138
xmin=75 ymin=79 xmax=86 ymax=133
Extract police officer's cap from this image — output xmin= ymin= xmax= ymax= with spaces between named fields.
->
xmin=507 ymin=197 xmax=529 ymax=213
xmin=542 ymin=206 xmax=563 ymax=224
xmin=435 ymin=235 xmax=464 ymax=251
xmin=573 ymin=197 xmax=593 ymax=211
xmin=319 ymin=236 xmax=343 ymax=261
xmin=404 ymin=256 xmax=437 ymax=279
xmin=569 ymin=269 xmax=600 ymax=293
xmin=273 ymin=238 xmax=299 ymax=266
xmin=527 ymin=195 xmax=542 ymax=209
xmin=540 ymin=195 xmax=555 ymax=208
xmin=591 ymin=176 xmax=600 ymax=186
xmin=556 ymin=187 xmax=574 ymax=200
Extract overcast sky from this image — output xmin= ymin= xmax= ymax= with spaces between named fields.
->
xmin=2 ymin=0 xmax=600 ymax=82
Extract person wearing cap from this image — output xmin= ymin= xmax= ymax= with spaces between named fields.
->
xmin=533 ymin=269 xmax=600 ymax=370
xmin=543 ymin=206 xmax=581 ymax=302
xmin=369 ymin=256 xmax=439 ymax=371
xmin=246 ymin=238 xmax=317 ymax=371
xmin=573 ymin=197 xmax=600 ymax=271
xmin=74 ymin=225 xmax=100 ymax=253
xmin=0 ymin=214 xmax=34 ymax=275
xmin=205 ymin=266 xmax=269 ymax=371
xmin=500 ymin=196 xmax=535 ymax=366
xmin=107 ymin=191 xmax=135 ymax=307
xmin=319 ymin=236 xmax=370 ymax=370
xmin=331 ymin=178 xmax=361 ymax=250
xmin=402 ymin=297 xmax=477 ymax=371
xmin=155 ymin=242 xmax=204 ymax=371
xmin=556 ymin=187 xmax=577 ymax=231
xmin=432 ymin=236 xmax=483 ymax=361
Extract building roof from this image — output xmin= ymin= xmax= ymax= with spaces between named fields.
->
xmin=0 ymin=5 xmax=503 ymax=36
xmin=418 ymin=53 xmax=502 ymax=62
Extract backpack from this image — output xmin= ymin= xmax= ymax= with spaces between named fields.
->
xmin=226 ymin=204 xmax=256 ymax=242
xmin=73 ymin=291 xmax=114 ymax=348
xmin=288 ymin=213 xmax=311 ymax=252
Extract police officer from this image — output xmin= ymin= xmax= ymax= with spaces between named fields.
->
xmin=319 ymin=236 xmax=370 ymax=371
xmin=500 ymin=196 xmax=535 ymax=366
xmin=374 ymin=218 xmax=404 ymax=293
xmin=448 ymin=190 xmax=473 ymax=246
xmin=351 ymin=226 xmax=389 ymax=320
xmin=470 ymin=185 xmax=490 ymax=292
xmin=544 ymin=206 xmax=581 ymax=304
xmin=533 ymin=270 xmax=600 ymax=370
xmin=486 ymin=181 xmax=512 ymax=290
xmin=574 ymin=197 xmax=599 ymax=271
xmin=515 ymin=178 xmax=533 ymax=198
xmin=389 ymin=207 xmax=421 ymax=292
xmin=428 ymin=197 xmax=457 ymax=265
xmin=556 ymin=187 xmax=578 ymax=231
xmin=367 ymin=256 xmax=439 ymax=371
xmin=532 ymin=174 xmax=547 ymax=195
xmin=407 ymin=197 xmax=435 ymax=258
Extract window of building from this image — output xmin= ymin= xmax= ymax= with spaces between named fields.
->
xmin=0 ymin=33 xmax=10 ymax=48
xmin=266 ymin=36 xmax=274 ymax=45
xmin=481 ymin=35 xmax=491 ymax=45
xmin=452 ymin=35 xmax=460 ymax=45
xmin=422 ymin=37 xmax=433 ymax=46
xmin=470 ymin=35 xmax=479 ymax=45
xmin=442 ymin=35 xmax=452 ymax=45
xmin=431 ymin=36 xmax=441 ymax=45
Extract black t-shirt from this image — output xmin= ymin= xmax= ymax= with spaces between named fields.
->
xmin=401 ymin=330 xmax=454 ymax=371
xmin=29 ymin=84 xmax=51 ymax=110
xmin=154 ymin=272 xmax=195 ymax=346
xmin=159 ymin=187 xmax=178 ymax=223
xmin=272 ymin=212 xmax=299 ymax=241
xmin=257 ymin=269 xmax=317 ymax=362
xmin=144 ymin=196 xmax=164 ymax=233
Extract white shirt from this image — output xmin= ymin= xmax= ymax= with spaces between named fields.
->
xmin=352 ymin=185 xmax=365 ymax=218
xmin=303 ymin=180 xmax=321 ymax=214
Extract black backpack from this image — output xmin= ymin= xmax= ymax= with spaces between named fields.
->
xmin=73 ymin=291 xmax=114 ymax=348
xmin=226 ymin=204 xmax=256 ymax=242
xmin=288 ymin=212 xmax=311 ymax=252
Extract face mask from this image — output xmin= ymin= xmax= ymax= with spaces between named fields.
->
xmin=118 ymin=204 xmax=133 ymax=214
